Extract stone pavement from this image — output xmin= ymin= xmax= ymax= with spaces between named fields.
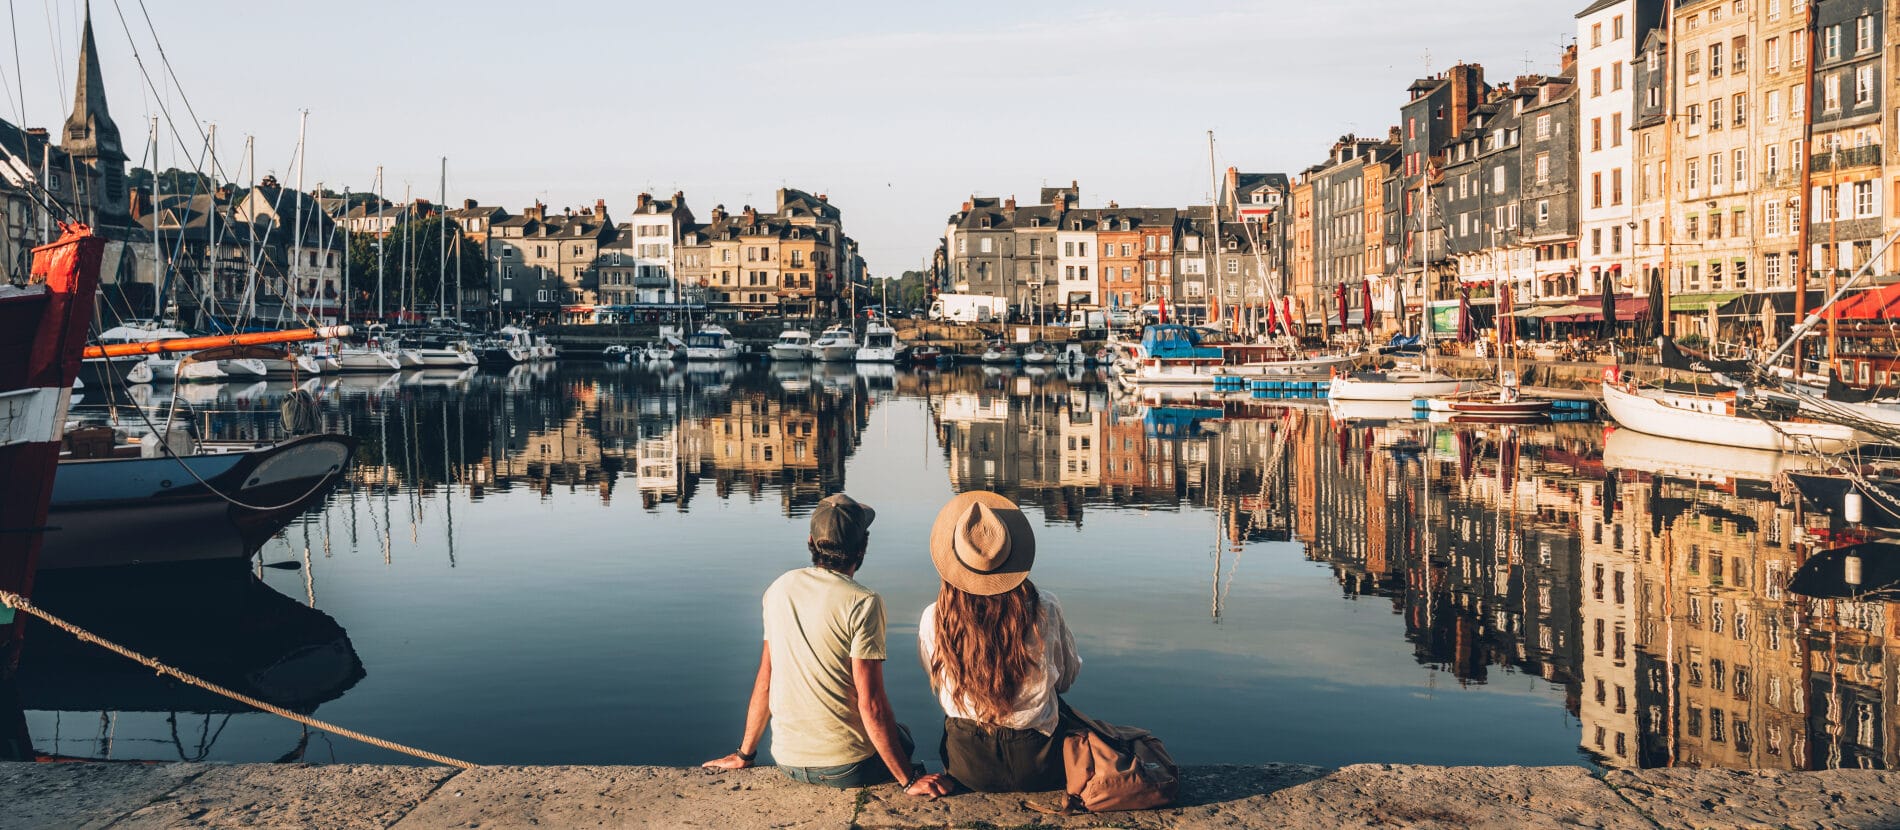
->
xmin=4 ymin=760 xmax=1898 ymax=829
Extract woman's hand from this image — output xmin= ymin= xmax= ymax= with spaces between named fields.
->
xmin=701 ymin=753 xmax=752 ymax=771
xmin=905 ymin=772 xmax=957 ymax=799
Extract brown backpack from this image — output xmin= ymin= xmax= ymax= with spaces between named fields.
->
xmin=1050 ymin=702 xmax=1179 ymax=813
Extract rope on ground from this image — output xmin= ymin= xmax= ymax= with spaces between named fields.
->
xmin=0 ymin=588 xmax=474 ymax=769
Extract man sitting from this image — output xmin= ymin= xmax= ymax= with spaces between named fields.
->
xmin=702 ymin=494 xmax=934 ymax=795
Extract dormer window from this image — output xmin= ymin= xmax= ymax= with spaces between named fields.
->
xmin=980 ymin=217 xmax=991 ymax=228
xmin=1252 ymin=193 xmax=1264 ymax=204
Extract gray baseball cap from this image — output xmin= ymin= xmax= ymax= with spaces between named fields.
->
xmin=811 ymin=493 xmax=876 ymax=550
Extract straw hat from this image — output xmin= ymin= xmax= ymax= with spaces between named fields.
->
xmin=929 ymin=491 xmax=1036 ymax=596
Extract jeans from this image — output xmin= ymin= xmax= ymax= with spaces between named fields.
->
xmin=779 ymin=723 xmax=915 ymax=788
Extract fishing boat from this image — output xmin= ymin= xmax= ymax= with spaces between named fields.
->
xmin=644 ymin=333 xmax=689 ymax=362
xmin=1021 ymin=341 xmax=1056 ymax=365
xmin=1599 ymin=379 xmax=1865 ymax=453
xmin=980 ymin=341 xmax=1019 ymax=364
xmin=398 ymin=332 xmax=480 ymax=368
xmin=855 ymin=323 xmax=906 ymax=363
xmin=769 ymin=329 xmax=816 ymax=361
xmin=0 ymin=224 xmax=103 ymax=630
xmin=812 ymin=325 xmax=859 ymax=361
xmin=685 ymin=325 xmax=742 ymax=361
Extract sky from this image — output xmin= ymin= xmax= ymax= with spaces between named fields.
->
xmin=6 ymin=1 xmax=1582 ymax=278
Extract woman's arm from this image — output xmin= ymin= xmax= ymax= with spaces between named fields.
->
xmin=1046 ymin=594 xmax=1082 ymax=693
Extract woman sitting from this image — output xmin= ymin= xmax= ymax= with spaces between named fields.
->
xmin=912 ymin=491 xmax=1082 ymax=795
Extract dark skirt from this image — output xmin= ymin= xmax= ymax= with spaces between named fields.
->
xmin=939 ymin=710 xmax=1080 ymax=793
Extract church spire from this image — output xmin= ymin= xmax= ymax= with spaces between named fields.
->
xmin=61 ymin=0 xmax=129 ymax=224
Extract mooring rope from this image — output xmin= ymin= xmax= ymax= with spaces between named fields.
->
xmin=0 ymin=588 xmax=474 ymax=769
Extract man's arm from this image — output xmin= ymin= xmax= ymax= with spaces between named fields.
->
xmin=702 ymin=642 xmax=771 ymax=770
xmin=852 ymin=658 xmax=918 ymax=786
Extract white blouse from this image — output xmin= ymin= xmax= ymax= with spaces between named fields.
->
xmin=917 ymin=589 xmax=1082 ymax=735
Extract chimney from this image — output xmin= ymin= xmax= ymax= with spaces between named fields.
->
xmin=817 ymin=193 xmax=827 ymax=203
xmin=1053 ymin=193 xmax=1068 ymax=212
xmin=962 ymin=199 xmax=973 ymax=211
xmin=743 ymin=205 xmax=758 ymax=223
xmin=1004 ymin=196 xmax=1016 ymax=211
xmin=463 ymin=198 xmax=478 ymax=210
xmin=1225 ymin=167 xmax=1238 ymax=206
xmin=596 ymin=198 xmax=607 ymax=214
xmin=637 ymin=192 xmax=651 ymax=211
xmin=216 ymin=184 xmax=234 ymax=202
xmin=1388 ymin=124 xmax=1402 ymax=144
xmin=673 ymin=190 xmax=685 ymax=203
xmin=129 ymin=188 xmax=150 ymax=220
xmin=711 ymin=204 xmax=727 ymax=223
xmin=1107 ymin=200 xmax=1119 ymax=209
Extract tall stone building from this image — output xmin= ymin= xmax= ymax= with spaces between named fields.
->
xmin=1808 ymin=1 xmax=1885 ymax=292
xmin=1397 ymin=64 xmax=1487 ymax=318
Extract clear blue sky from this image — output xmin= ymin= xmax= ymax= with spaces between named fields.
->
xmin=7 ymin=1 xmax=1581 ymax=277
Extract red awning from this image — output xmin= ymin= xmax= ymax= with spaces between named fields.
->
xmin=1829 ymin=283 xmax=1900 ymax=320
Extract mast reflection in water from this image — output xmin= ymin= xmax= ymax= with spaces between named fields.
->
xmin=16 ymin=361 xmax=1896 ymax=770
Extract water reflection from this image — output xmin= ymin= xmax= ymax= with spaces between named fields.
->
xmin=26 ymin=363 xmax=1899 ymax=770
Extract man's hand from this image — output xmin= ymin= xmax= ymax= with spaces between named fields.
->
xmin=702 ymin=753 xmax=753 ymax=771
xmin=905 ymin=772 xmax=956 ymax=799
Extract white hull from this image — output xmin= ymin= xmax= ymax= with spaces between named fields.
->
xmin=337 ymin=348 xmax=402 ymax=373
xmin=1328 ymin=372 xmax=1477 ymax=401
xmin=399 ymin=348 xmax=478 ymax=368
xmin=814 ymin=344 xmax=858 ymax=362
xmin=1602 ymin=427 xmax=1822 ymax=483
xmin=215 ymin=358 xmax=270 ymax=379
xmin=686 ymin=346 xmax=742 ymax=361
xmin=854 ymin=347 xmax=902 ymax=363
xmin=769 ymin=345 xmax=814 ymax=361
xmin=1599 ymin=382 xmax=1864 ymax=453
xmin=259 ymin=355 xmax=328 ymax=376
xmin=146 ymin=356 xmax=226 ymax=383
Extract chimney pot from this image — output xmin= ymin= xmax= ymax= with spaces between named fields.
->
xmin=463 ymin=198 xmax=478 ymax=210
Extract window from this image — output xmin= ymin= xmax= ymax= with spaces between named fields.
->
xmin=1733 ymin=93 xmax=1746 ymax=127
xmin=1733 ymin=36 xmax=1747 ymax=73
xmin=1766 ymin=143 xmax=1780 ymax=178
xmin=1592 ymin=117 xmax=1603 ymax=151
xmin=1856 ymin=65 xmax=1873 ymax=105
xmin=1788 ymin=197 xmax=1800 ymax=234
xmin=1536 ymin=113 xmax=1551 ymax=139
xmin=1612 ymin=168 xmax=1623 ymax=205
xmin=1612 ymin=112 xmax=1623 ymax=146
xmin=1592 ymin=172 xmax=1604 ymax=208
xmin=1592 ymin=68 xmax=1602 ymax=97
xmin=1792 ymin=30 xmax=1806 ymax=67
xmin=1766 ymin=36 xmax=1781 ymax=72
xmin=1536 ymin=153 xmax=1550 ymax=184
xmin=1613 ymin=14 xmax=1624 ymax=40
xmin=1687 ymin=48 xmax=1702 ymax=78
xmin=1711 ymin=42 xmax=1726 ymax=78
xmin=1710 ymin=97 xmax=1724 ymax=130
xmin=1826 ymin=24 xmax=1841 ymax=60
xmin=1688 ymin=103 xmax=1702 ymax=129
xmin=980 ymin=237 xmax=992 ymax=253
xmin=1612 ymin=61 xmax=1624 ymax=91
xmin=1792 ymin=82 xmax=1806 ymax=116
xmin=1592 ymin=22 xmax=1603 ymax=48
xmin=1857 ymin=15 xmax=1874 ymax=53
xmin=1767 ymin=89 xmax=1782 ymax=123
xmin=1855 ymin=180 xmax=1875 ymax=216
xmin=1711 ymin=153 xmax=1724 ymax=187
xmin=1825 ymin=73 xmax=1841 ymax=111
xmin=1766 ymin=252 xmax=1783 ymax=284
xmin=1688 ymin=159 xmax=1701 ymax=191
xmin=1765 ymin=199 xmax=1782 ymax=235
xmin=1592 ymin=228 xmax=1603 ymax=255
xmin=1734 ymin=148 xmax=1747 ymax=187
xmin=1612 ymin=225 xmax=1623 ymax=254
xmin=1537 ymin=200 xmax=1550 ymax=224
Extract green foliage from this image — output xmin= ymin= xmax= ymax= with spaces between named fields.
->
xmin=874 ymin=270 xmax=930 ymax=310
xmin=347 ymin=214 xmax=488 ymax=311
xmin=127 ymin=166 xmax=221 ymax=196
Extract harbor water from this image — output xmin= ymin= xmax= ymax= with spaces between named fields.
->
xmin=17 ymin=361 xmax=1895 ymax=772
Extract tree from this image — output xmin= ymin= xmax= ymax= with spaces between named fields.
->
xmin=347 ymin=214 xmax=487 ymax=316
xmin=127 ymin=166 xmax=222 ymax=197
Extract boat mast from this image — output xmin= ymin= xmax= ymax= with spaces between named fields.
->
xmin=375 ymin=166 xmax=385 ymax=321
xmin=1206 ymin=130 xmax=1226 ymax=334
xmin=148 ymin=115 xmax=161 ymax=322
xmin=400 ymin=182 xmax=411 ymax=323
xmin=1793 ymin=6 xmax=1817 ymax=375
xmin=292 ymin=110 xmax=308 ymax=324
xmin=206 ymin=123 xmax=218 ymax=331
xmin=342 ymin=185 xmax=351 ymax=327
xmin=243 ymin=135 xmax=257 ymax=321
xmin=437 ymin=156 xmax=446 ymax=324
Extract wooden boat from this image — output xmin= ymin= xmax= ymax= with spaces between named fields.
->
xmin=1599 ymin=380 xmax=1865 ymax=453
xmin=1601 ymin=427 xmax=1821 ymax=483
xmin=1 ymin=224 xmax=104 ymax=645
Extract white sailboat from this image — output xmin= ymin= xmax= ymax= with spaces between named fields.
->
xmin=1599 ymin=380 xmax=1864 ymax=453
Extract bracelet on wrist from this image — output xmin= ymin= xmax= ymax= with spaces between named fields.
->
xmin=736 ymin=749 xmax=757 ymax=762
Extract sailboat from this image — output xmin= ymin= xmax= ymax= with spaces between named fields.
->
xmin=1424 ymin=287 xmax=1551 ymax=420
xmin=1329 ymin=157 xmax=1475 ymax=401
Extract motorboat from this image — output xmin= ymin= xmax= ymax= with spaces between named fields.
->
xmin=980 ymin=341 xmax=1020 ymax=364
xmin=478 ymin=326 xmax=536 ymax=367
xmin=1599 ymin=380 xmax=1865 ymax=453
xmin=532 ymin=335 xmax=558 ymax=361
xmin=685 ymin=325 xmax=742 ymax=361
xmin=1329 ymin=368 xmax=1478 ymax=401
xmin=398 ymin=333 xmax=480 ymax=368
xmin=1122 ymin=325 xmax=1361 ymax=386
xmin=644 ymin=334 xmax=689 ymax=362
xmin=1021 ymin=342 xmax=1056 ymax=365
xmin=812 ymin=326 xmax=859 ymax=362
xmin=1059 ymin=343 xmax=1091 ymax=365
xmin=601 ymin=344 xmax=635 ymax=362
xmin=336 ymin=342 xmax=403 ymax=372
xmin=908 ymin=344 xmax=946 ymax=366
xmin=81 ymin=353 xmax=153 ymax=390
xmin=770 ymin=329 xmax=816 ymax=362
xmin=855 ymin=323 xmax=907 ymax=363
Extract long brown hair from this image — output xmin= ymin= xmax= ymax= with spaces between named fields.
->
xmin=928 ymin=579 xmax=1041 ymax=723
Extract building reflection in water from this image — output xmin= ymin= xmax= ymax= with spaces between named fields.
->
xmin=930 ymin=374 xmax=1896 ymax=771
xmin=52 ymin=363 xmax=1897 ymax=770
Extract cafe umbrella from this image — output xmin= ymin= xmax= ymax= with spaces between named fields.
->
xmin=1645 ymin=269 xmax=1664 ymax=343
xmin=1597 ymin=270 xmax=1618 ymax=341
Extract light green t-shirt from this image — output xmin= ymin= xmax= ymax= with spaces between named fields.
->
xmin=761 ymin=567 xmax=887 ymax=768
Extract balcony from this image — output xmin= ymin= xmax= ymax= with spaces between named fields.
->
xmin=1811 ymin=144 xmax=1883 ymax=172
